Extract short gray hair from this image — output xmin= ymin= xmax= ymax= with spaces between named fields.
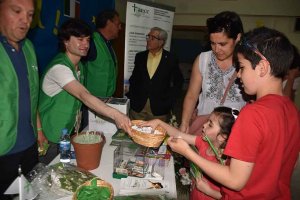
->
xmin=151 ymin=27 xmax=168 ymax=43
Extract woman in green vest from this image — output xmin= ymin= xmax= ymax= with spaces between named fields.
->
xmin=39 ymin=19 xmax=131 ymax=144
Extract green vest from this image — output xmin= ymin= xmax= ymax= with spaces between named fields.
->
xmin=0 ymin=39 xmax=39 ymax=156
xmin=86 ymin=32 xmax=117 ymax=97
xmin=39 ymin=53 xmax=84 ymax=143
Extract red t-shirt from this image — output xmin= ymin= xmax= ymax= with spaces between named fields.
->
xmin=223 ymin=94 xmax=300 ymax=199
xmin=190 ymin=136 xmax=221 ymax=200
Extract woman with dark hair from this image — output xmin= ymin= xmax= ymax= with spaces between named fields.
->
xmin=180 ymin=11 xmax=246 ymax=135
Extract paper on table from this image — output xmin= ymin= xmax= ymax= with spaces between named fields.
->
xmin=119 ymin=177 xmax=170 ymax=196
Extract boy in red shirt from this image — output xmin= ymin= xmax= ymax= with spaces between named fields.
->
xmin=167 ymin=27 xmax=300 ymax=199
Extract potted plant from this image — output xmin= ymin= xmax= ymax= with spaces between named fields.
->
xmin=71 ymin=131 xmax=105 ymax=170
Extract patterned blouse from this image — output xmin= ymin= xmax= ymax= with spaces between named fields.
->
xmin=197 ymin=51 xmax=246 ymax=115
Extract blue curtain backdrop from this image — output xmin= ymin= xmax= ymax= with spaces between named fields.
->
xmin=28 ymin=0 xmax=114 ymax=73
xmin=80 ymin=0 xmax=115 ymax=28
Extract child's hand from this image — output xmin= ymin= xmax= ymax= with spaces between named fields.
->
xmin=167 ymin=136 xmax=190 ymax=156
xmin=138 ymin=119 xmax=161 ymax=130
xmin=195 ymin=176 xmax=222 ymax=199
xmin=195 ymin=177 xmax=210 ymax=194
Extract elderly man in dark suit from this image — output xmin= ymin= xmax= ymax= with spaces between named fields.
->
xmin=126 ymin=27 xmax=183 ymax=122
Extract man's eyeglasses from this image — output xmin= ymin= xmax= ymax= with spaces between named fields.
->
xmin=146 ymin=34 xmax=160 ymax=41
xmin=240 ymin=40 xmax=268 ymax=62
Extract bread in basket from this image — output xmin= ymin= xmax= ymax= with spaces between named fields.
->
xmin=130 ymin=120 xmax=166 ymax=148
xmin=73 ymin=178 xmax=113 ymax=200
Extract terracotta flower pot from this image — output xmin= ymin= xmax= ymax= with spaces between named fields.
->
xmin=71 ymin=132 xmax=105 ymax=170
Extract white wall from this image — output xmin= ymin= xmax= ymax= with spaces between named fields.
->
xmin=116 ymin=0 xmax=300 ymax=48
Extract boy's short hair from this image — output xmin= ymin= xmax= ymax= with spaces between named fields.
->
xmin=96 ymin=10 xmax=119 ymax=29
xmin=235 ymin=27 xmax=294 ymax=79
xmin=58 ymin=18 xmax=92 ymax=52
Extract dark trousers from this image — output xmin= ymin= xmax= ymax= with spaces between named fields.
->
xmin=129 ymin=99 xmax=169 ymax=122
xmin=0 ymin=143 xmax=38 ymax=198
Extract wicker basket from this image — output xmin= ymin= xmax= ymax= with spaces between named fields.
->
xmin=73 ymin=178 xmax=114 ymax=200
xmin=130 ymin=120 xmax=166 ymax=148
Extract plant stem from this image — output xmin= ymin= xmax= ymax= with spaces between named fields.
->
xmin=204 ymin=135 xmax=224 ymax=165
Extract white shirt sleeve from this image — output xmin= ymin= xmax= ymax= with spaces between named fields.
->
xmin=42 ymin=64 xmax=76 ymax=97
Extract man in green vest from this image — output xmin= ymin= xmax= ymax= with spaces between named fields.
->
xmin=39 ymin=19 xmax=131 ymax=147
xmin=0 ymin=0 xmax=47 ymax=197
xmin=85 ymin=10 xmax=121 ymax=97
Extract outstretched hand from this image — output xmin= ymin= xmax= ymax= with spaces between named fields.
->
xmin=138 ymin=119 xmax=161 ymax=130
xmin=113 ymin=111 xmax=132 ymax=135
